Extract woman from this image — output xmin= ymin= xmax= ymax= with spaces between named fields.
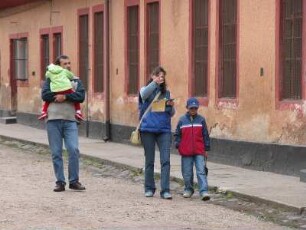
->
xmin=139 ymin=66 xmax=175 ymax=199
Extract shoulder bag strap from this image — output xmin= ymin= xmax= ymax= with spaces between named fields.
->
xmin=135 ymin=91 xmax=161 ymax=131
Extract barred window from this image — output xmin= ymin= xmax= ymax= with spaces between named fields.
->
xmin=192 ymin=0 xmax=209 ymax=97
xmin=127 ymin=5 xmax=139 ymax=95
xmin=41 ymin=34 xmax=49 ymax=80
xmin=79 ymin=14 xmax=89 ymax=90
xmin=146 ymin=2 xmax=159 ymax=79
xmin=218 ymin=0 xmax=237 ymax=98
xmin=53 ymin=33 xmax=62 ymax=61
xmin=280 ymin=0 xmax=302 ymax=100
xmin=93 ymin=11 xmax=104 ymax=93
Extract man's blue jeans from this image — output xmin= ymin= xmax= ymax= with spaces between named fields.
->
xmin=141 ymin=132 xmax=171 ymax=196
xmin=181 ymin=155 xmax=208 ymax=194
xmin=47 ymin=120 xmax=80 ymax=185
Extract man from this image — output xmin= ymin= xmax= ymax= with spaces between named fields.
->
xmin=41 ymin=55 xmax=86 ymax=192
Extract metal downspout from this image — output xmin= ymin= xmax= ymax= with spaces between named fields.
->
xmin=103 ymin=0 xmax=110 ymax=141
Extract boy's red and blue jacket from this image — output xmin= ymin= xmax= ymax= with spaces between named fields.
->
xmin=174 ymin=113 xmax=210 ymax=157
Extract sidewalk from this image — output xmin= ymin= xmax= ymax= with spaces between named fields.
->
xmin=0 ymin=123 xmax=305 ymax=213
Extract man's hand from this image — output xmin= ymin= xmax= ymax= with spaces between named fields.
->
xmin=54 ymin=94 xmax=66 ymax=103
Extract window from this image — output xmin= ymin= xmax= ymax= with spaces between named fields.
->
xmin=192 ymin=0 xmax=209 ymax=97
xmin=41 ymin=34 xmax=49 ymax=80
xmin=40 ymin=27 xmax=62 ymax=80
xmin=93 ymin=9 xmax=104 ymax=93
xmin=218 ymin=0 xmax=237 ymax=98
xmin=78 ymin=11 xmax=89 ymax=90
xmin=53 ymin=33 xmax=62 ymax=61
xmin=279 ymin=0 xmax=302 ymax=100
xmin=127 ymin=4 xmax=139 ymax=95
xmin=146 ymin=1 xmax=159 ymax=79
xmin=12 ymin=38 xmax=28 ymax=80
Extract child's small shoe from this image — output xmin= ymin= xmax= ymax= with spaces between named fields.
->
xmin=200 ymin=192 xmax=210 ymax=201
xmin=38 ymin=112 xmax=47 ymax=120
xmin=75 ymin=111 xmax=84 ymax=121
xmin=182 ymin=190 xmax=193 ymax=198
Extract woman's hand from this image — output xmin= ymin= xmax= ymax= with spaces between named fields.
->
xmin=152 ymin=72 xmax=165 ymax=85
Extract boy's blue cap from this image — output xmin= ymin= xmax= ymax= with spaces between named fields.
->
xmin=186 ymin=97 xmax=199 ymax=109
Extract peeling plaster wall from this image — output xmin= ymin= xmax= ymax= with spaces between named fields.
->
xmin=0 ymin=0 xmax=305 ymax=146
xmin=205 ymin=0 xmax=306 ymax=145
xmin=272 ymin=104 xmax=306 ymax=145
xmin=0 ymin=85 xmax=12 ymax=110
xmin=0 ymin=0 xmax=103 ymax=116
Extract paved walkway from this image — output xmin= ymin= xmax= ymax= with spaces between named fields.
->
xmin=0 ymin=123 xmax=305 ymax=212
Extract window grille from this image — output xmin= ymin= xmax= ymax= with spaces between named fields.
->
xmin=127 ymin=5 xmax=139 ymax=95
xmin=53 ymin=33 xmax=62 ymax=61
xmin=13 ymin=38 xmax=28 ymax=80
xmin=79 ymin=14 xmax=89 ymax=90
xmin=280 ymin=0 xmax=302 ymax=100
xmin=94 ymin=11 xmax=104 ymax=93
xmin=219 ymin=0 xmax=237 ymax=98
xmin=193 ymin=0 xmax=209 ymax=97
xmin=146 ymin=2 xmax=159 ymax=79
xmin=41 ymin=34 xmax=49 ymax=80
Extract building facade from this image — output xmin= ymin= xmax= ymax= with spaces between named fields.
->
xmin=0 ymin=0 xmax=305 ymax=175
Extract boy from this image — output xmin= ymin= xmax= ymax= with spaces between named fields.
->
xmin=174 ymin=97 xmax=211 ymax=201
xmin=38 ymin=63 xmax=84 ymax=121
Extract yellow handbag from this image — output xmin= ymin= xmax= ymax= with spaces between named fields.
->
xmin=130 ymin=129 xmax=141 ymax=145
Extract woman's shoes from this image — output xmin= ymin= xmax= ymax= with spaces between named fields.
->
xmin=161 ymin=192 xmax=172 ymax=199
xmin=145 ymin=191 xmax=154 ymax=197
xmin=145 ymin=191 xmax=173 ymax=199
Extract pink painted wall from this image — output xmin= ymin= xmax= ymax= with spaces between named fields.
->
xmin=0 ymin=0 xmax=305 ymax=145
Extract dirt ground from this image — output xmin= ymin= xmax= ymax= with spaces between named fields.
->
xmin=0 ymin=143 xmax=287 ymax=230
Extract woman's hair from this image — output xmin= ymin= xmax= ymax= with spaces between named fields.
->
xmin=151 ymin=66 xmax=166 ymax=77
xmin=147 ymin=66 xmax=167 ymax=94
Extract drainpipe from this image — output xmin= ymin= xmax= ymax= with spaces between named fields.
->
xmin=103 ymin=0 xmax=111 ymax=141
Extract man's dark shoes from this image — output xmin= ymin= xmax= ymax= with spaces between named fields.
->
xmin=69 ymin=182 xmax=86 ymax=191
xmin=53 ymin=183 xmax=65 ymax=192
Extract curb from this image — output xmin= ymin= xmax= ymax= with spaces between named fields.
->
xmin=216 ymin=189 xmax=304 ymax=214
xmin=0 ymin=134 xmax=304 ymax=214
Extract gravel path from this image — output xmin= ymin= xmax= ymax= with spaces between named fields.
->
xmin=0 ymin=143 xmax=287 ymax=230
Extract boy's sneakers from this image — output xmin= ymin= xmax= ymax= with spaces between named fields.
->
xmin=38 ymin=112 xmax=47 ymax=120
xmin=183 ymin=190 xmax=193 ymax=198
xmin=75 ymin=111 xmax=84 ymax=121
xmin=200 ymin=192 xmax=210 ymax=201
